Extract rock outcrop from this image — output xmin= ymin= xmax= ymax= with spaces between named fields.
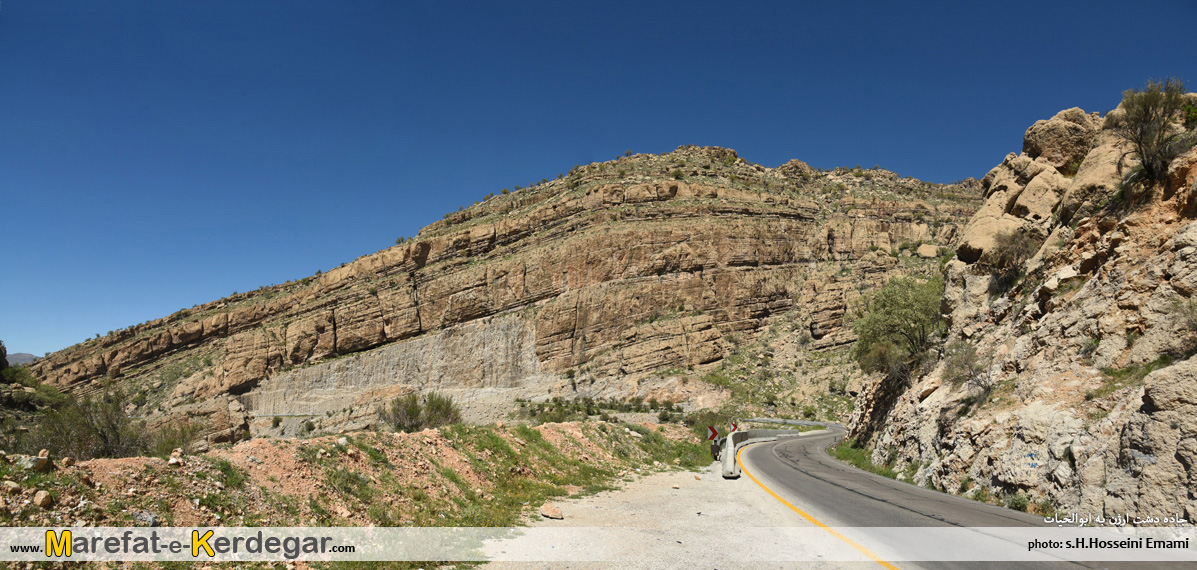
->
xmin=30 ymin=148 xmax=979 ymax=442
xmin=1023 ymin=107 xmax=1102 ymax=172
xmin=852 ymin=98 xmax=1197 ymax=522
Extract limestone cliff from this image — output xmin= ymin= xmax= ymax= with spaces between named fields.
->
xmin=850 ymin=96 xmax=1197 ymax=521
xmin=30 ymin=146 xmax=979 ymax=442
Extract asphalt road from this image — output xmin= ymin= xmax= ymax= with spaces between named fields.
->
xmin=738 ymin=426 xmax=1190 ymax=570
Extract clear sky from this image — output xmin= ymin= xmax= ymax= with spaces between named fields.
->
xmin=1 ymin=1 xmax=1194 ymax=356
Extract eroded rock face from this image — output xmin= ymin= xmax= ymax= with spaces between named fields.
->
xmin=1023 ymin=107 xmax=1102 ymax=172
xmin=957 ymin=108 xmax=1130 ymax=267
xmin=1057 ymin=133 xmax=1133 ymax=224
xmin=853 ymin=101 xmax=1197 ymax=521
xmin=1105 ymin=360 xmax=1197 ymax=521
xmin=31 ymin=147 xmax=979 ymax=439
xmin=1169 ymin=146 xmax=1197 ymax=213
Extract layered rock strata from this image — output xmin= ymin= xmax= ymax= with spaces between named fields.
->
xmin=31 ymin=147 xmax=979 ymax=440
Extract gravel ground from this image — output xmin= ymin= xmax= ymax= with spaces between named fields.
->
xmin=480 ymin=453 xmax=883 ymax=569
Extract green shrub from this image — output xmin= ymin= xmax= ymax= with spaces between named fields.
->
xmin=829 ymin=437 xmax=897 ymax=479
xmin=377 ymin=391 xmax=462 ymax=433
xmin=327 ymin=467 xmax=373 ymax=502
xmin=988 ymin=230 xmax=1042 ymax=272
xmin=1004 ymin=490 xmax=1030 ymax=512
xmin=147 ymin=421 xmax=204 ymax=459
xmin=942 ymin=340 xmax=988 ymax=389
xmin=1171 ymin=298 xmax=1197 ymax=331
xmin=1079 ymin=336 xmax=1100 ymax=362
xmin=986 ymin=230 xmax=1043 ymax=296
xmin=0 ymin=366 xmax=67 ymax=409
xmin=855 ymin=341 xmax=905 ymax=378
xmin=1108 ymin=78 xmax=1195 ymax=189
xmin=215 ymin=458 xmax=247 ymax=489
xmin=16 ymin=388 xmax=144 ymax=459
xmin=683 ymin=408 xmax=735 ymax=439
xmin=1035 ymin=496 xmax=1059 ymax=519
xmin=271 ymin=416 xmax=282 ymax=428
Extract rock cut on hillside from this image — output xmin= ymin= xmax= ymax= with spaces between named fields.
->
xmin=29 ymin=146 xmax=981 ymax=442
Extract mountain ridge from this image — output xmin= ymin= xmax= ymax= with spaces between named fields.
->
xmin=27 ymin=145 xmax=980 ymax=443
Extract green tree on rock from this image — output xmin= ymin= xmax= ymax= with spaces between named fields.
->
xmin=850 ymin=275 xmax=944 ymax=377
xmin=1108 ymin=78 xmax=1194 ymax=191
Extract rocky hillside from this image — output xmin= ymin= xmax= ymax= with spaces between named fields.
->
xmin=851 ymin=95 xmax=1197 ymax=521
xmin=0 ymin=420 xmax=706 ymax=528
xmin=28 ymin=146 xmax=979 ymax=445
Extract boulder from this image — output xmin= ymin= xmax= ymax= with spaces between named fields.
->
xmin=1023 ymin=107 xmax=1101 ymax=171
xmin=33 ymin=490 xmax=52 ymax=509
xmin=132 ymin=509 xmax=161 ymax=527
xmin=540 ymin=504 xmax=564 ymax=519
xmin=957 ymin=214 xmax=1023 ymax=264
xmin=916 ymin=243 xmax=938 ymax=258
xmin=1175 ymin=221 xmax=1197 ymax=250
xmin=777 ymin=159 xmax=815 ymax=179
xmin=15 ymin=455 xmax=50 ymax=473
xmin=2 ymin=481 xmax=20 ymax=494
xmin=1167 ymin=147 xmax=1197 ymax=196
xmin=1142 ymin=359 xmax=1197 ymax=411
xmin=1010 ymin=168 xmax=1068 ymax=222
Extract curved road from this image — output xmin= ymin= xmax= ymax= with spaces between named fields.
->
xmin=738 ymin=426 xmax=1188 ymax=569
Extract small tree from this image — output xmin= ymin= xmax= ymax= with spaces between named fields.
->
xmin=19 ymin=388 xmax=144 ymax=459
xmin=988 ymin=230 xmax=1042 ymax=272
xmin=851 ymin=275 xmax=944 ymax=375
xmin=1108 ymin=78 xmax=1194 ymax=189
xmin=986 ymin=229 xmax=1044 ymax=296
xmin=942 ymin=340 xmax=990 ymax=390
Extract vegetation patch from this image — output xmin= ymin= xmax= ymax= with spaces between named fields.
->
xmin=851 ymin=274 xmax=944 ymax=378
xmin=1090 ymin=355 xmax=1173 ymax=400
xmin=829 ymin=437 xmax=898 ymax=479
xmin=377 ymin=391 xmax=462 ymax=433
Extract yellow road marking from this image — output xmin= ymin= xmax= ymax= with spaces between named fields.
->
xmin=737 ymin=444 xmax=900 ymax=570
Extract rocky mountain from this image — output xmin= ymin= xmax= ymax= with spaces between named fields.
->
xmin=850 ymin=95 xmax=1197 ymax=521
xmin=5 ymin=354 xmax=36 ymax=367
xmin=28 ymin=146 xmax=979 ymax=446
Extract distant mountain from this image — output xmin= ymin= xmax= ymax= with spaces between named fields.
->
xmin=6 ymin=353 xmax=36 ymax=366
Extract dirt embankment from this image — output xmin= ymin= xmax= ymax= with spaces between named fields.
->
xmin=0 ymin=421 xmax=707 ymax=533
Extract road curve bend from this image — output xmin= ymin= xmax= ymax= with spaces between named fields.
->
xmin=738 ymin=425 xmax=1187 ymax=569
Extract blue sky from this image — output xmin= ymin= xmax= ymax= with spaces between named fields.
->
xmin=1 ymin=1 xmax=1194 ymax=356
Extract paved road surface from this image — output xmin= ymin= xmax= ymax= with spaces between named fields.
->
xmin=740 ymin=426 xmax=1188 ymax=569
